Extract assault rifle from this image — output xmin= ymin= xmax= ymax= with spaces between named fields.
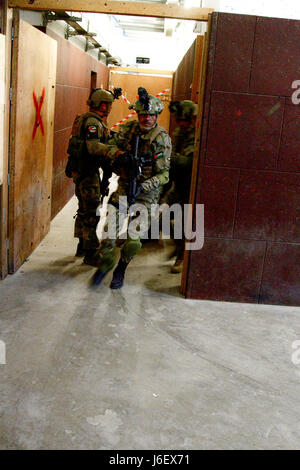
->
xmin=114 ymin=135 xmax=152 ymax=205
xmin=128 ymin=135 xmax=142 ymax=206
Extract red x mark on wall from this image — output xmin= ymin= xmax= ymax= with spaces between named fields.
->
xmin=32 ymin=87 xmax=45 ymax=140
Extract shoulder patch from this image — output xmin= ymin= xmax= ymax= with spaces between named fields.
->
xmin=86 ymin=125 xmax=98 ymax=139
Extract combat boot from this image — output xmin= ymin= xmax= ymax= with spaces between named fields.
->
xmin=110 ymin=259 xmax=130 ymax=289
xmin=171 ymin=257 xmax=183 ymax=274
xmin=92 ymin=268 xmax=109 ymax=286
xmin=75 ymin=238 xmax=85 ymax=257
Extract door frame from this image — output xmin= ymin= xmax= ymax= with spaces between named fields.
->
xmin=0 ymin=5 xmax=12 ymax=279
xmin=1 ymin=1 xmax=213 ymax=279
xmin=7 ymin=9 xmax=57 ymax=273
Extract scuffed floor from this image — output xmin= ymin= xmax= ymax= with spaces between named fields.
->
xmin=1 ymin=197 xmax=300 ymax=449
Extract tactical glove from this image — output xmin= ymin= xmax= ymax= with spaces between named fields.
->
xmin=112 ymin=151 xmax=131 ymax=173
xmin=135 ymin=184 xmax=144 ymax=199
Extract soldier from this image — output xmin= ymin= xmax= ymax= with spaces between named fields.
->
xmin=163 ymin=100 xmax=198 ymax=273
xmin=92 ymin=87 xmax=172 ymax=289
xmin=65 ymin=87 xmax=121 ymax=266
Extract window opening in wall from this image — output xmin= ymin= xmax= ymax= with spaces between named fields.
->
xmin=91 ymin=71 xmax=97 ymax=91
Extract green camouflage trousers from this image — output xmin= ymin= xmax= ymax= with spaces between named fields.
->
xmin=74 ymin=172 xmax=101 ymax=250
xmin=95 ymin=197 xmax=158 ymax=272
xmin=161 ymin=184 xmax=187 ymax=260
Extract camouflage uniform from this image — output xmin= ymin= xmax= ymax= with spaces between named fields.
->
xmin=100 ymin=119 xmax=171 ymax=268
xmin=92 ymin=88 xmax=172 ymax=288
xmin=162 ymin=100 xmax=197 ymax=265
xmin=66 ymin=88 xmax=121 ymax=258
xmin=164 ymin=125 xmax=195 ymax=206
xmin=68 ymin=111 xmax=109 ymax=251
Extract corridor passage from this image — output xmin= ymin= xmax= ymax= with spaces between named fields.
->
xmin=0 ymin=197 xmax=300 ymax=449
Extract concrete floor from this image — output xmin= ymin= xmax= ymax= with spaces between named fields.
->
xmin=1 ymin=196 xmax=300 ymax=449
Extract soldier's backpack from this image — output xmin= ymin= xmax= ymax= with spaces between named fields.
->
xmin=65 ymin=112 xmax=100 ymax=177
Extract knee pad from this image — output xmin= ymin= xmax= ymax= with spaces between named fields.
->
xmin=122 ymin=238 xmax=142 ymax=262
xmin=99 ymin=246 xmax=118 ymax=273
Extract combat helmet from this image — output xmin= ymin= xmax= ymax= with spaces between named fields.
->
xmin=129 ymin=87 xmax=164 ymax=115
xmin=169 ymin=100 xmax=198 ymax=120
xmin=87 ymin=87 xmax=122 ymax=109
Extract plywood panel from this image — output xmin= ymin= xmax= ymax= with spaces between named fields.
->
xmin=191 ymin=35 xmax=204 ymax=103
xmin=206 ymin=92 xmax=284 ymax=170
xmin=108 ymin=70 xmax=172 ymax=133
xmin=170 ymin=35 xmax=203 ymax=143
xmin=47 ymin=29 xmax=109 ymax=220
xmin=0 ymin=34 xmax=5 ymax=185
xmin=0 ymin=8 xmax=13 ymax=279
xmin=250 ymin=17 xmax=300 ymax=97
xmin=181 ymin=20 xmax=213 ymax=296
xmin=8 ymin=1 xmax=213 ymax=21
xmin=189 ymin=238 xmax=267 ymax=303
xmin=9 ymin=15 xmax=57 ymax=272
xmin=185 ymin=12 xmax=300 ymax=305
xmin=212 ymin=13 xmax=256 ymax=93
xmin=172 ymin=40 xmax=195 ymax=102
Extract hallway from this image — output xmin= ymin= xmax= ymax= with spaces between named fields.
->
xmin=0 ymin=197 xmax=300 ymax=449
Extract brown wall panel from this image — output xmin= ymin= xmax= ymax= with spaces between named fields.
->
xmin=52 ymin=128 xmax=72 ymax=177
xmin=278 ymin=100 xmax=300 ymax=172
xmin=250 ymin=17 xmax=300 ymax=97
xmin=108 ymin=70 xmax=172 ymax=133
xmin=260 ymin=243 xmax=300 ymax=305
xmin=172 ymin=41 xmax=195 ymax=102
xmin=198 ymin=166 xmax=240 ymax=238
xmin=51 ymin=170 xmax=74 ymax=221
xmin=54 ymin=85 xmax=88 ymax=132
xmin=212 ymin=13 xmax=256 ymax=93
xmin=189 ymin=238 xmax=266 ymax=303
xmin=186 ymin=12 xmax=300 ymax=306
xmin=206 ymin=92 xmax=284 ymax=170
xmin=171 ymin=37 xmax=203 ymax=135
xmin=234 ymin=170 xmax=300 ymax=243
xmin=47 ymin=29 xmax=109 ymax=219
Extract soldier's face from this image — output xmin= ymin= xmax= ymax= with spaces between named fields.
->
xmin=177 ymin=119 xmax=191 ymax=131
xmin=138 ymin=114 xmax=157 ymax=131
xmin=99 ymin=102 xmax=112 ymax=117
xmin=177 ymin=117 xmax=196 ymax=131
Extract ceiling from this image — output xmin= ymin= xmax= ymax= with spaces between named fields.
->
xmin=111 ymin=0 xmax=182 ymax=39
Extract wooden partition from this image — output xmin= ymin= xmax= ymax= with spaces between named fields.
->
xmin=108 ymin=67 xmax=173 ymax=133
xmin=46 ymin=30 xmax=109 ymax=219
xmin=9 ymin=15 xmax=57 ymax=273
xmin=0 ymin=34 xmax=5 ymax=188
xmin=172 ymin=36 xmax=204 ymax=103
xmin=0 ymin=7 xmax=12 ymax=279
xmin=170 ymin=35 xmax=204 ymax=134
xmin=185 ymin=12 xmax=300 ymax=306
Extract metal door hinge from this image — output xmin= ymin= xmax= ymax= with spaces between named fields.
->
xmin=7 ymin=173 xmax=10 ymax=186
xmin=9 ymin=88 xmax=12 ymax=101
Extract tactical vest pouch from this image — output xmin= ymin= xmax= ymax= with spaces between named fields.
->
xmin=66 ymin=135 xmax=87 ymax=175
xmin=66 ymin=113 xmax=95 ymax=176
xmin=65 ymin=155 xmax=74 ymax=178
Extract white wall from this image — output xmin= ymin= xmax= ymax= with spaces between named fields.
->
xmin=19 ymin=1 xmax=300 ymax=75
xmin=219 ymin=0 xmax=300 ymax=19
xmin=0 ymin=34 xmax=5 ymax=186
